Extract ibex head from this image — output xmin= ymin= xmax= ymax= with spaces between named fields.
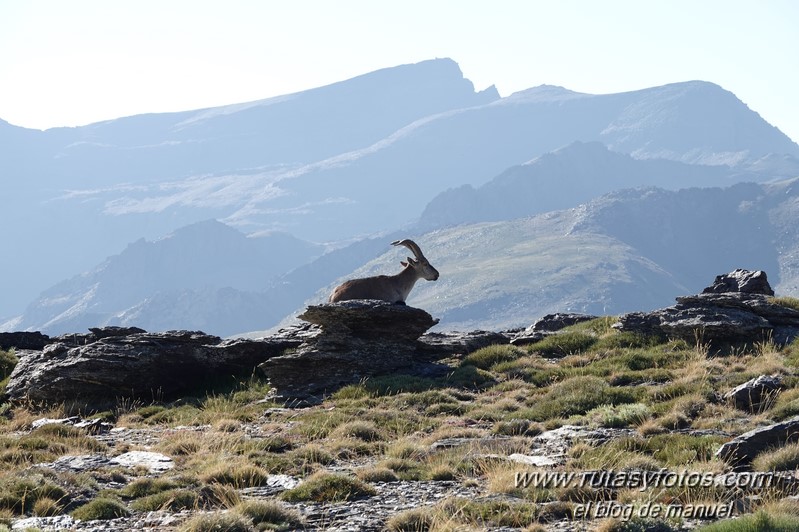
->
xmin=393 ymin=239 xmax=439 ymax=281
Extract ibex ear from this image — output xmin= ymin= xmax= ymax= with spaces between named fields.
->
xmin=407 ymin=256 xmax=418 ymax=265
xmin=400 ymin=261 xmax=408 ymax=267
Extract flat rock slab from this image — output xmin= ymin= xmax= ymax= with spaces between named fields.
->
xmin=40 ymin=451 xmax=174 ymax=474
xmin=110 ymin=451 xmax=174 ymax=472
xmin=617 ymin=293 xmax=799 ymax=347
xmin=298 ymin=300 xmax=438 ymax=343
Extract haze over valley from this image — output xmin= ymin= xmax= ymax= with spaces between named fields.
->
xmin=3 ymin=59 xmax=799 ymax=336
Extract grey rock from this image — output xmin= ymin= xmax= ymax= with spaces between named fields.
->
xmin=31 ymin=416 xmax=82 ymax=430
xmin=417 ymin=330 xmax=509 ymax=355
xmin=49 ymin=326 xmax=148 ymax=348
xmin=240 ymin=475 xmax=301 ymax=497
xmin=614 ymin=270 xmax=799 ymax=349
xmin=703 ymin=268 xmax=774 ymax=295
xmin=506 ymin=453 xmax=559 ymax=466
xmin=297 ymin=300 xmax=438 ymax=344
xmin=530 ymin=425 xmax=638 ymax=465
xmin=40 ymin=454 xmax=113 ymax=472
xmin=110 ymin=451 xmax=174 ymax=472
xmin=12 ymin=515 xmax=76 ymax=531
xmin=0 ymin=331 xmax=50 ymax=351
xmin=724 ymin=375 xmax=783 ymax=412
xmin=715 ymin=416 xmax=799 ymax=469
xmin=260 ymin=300 xmax=443 ymax=403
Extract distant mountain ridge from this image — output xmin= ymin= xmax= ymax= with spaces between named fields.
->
xmin=3 ymin=58 xmax=799 ymax=333
xmin=418 ymin=141 xmax=764 ymax=229
xmin=1 ymin=58 xmax=497 ymax=315
xmin=4 ymin=221 xmax=322 ymax=336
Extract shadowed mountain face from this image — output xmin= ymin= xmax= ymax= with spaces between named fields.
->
xmin=6 ymin=221 xmax=322 ymax=336
xmin=3 ymin=58 xmax=799 ymax=332
xmin=418 ymin=141 xmax=767 ymax=229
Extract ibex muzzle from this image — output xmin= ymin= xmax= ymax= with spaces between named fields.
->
xmin=328 ymin=239 xmax=439 ymax=304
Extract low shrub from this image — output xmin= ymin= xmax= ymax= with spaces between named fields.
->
xmin=201 ymin=463 xmax=270 ymax=488
xmin=356 ymin=466 xmax=399 ymax=482
xmin=444 ymin=365 xmax=495 ymax=388
xmin=364 ymin=375 xmax=437 ymax=396
xmin=586 ymin=403 xmax=651 ymax=428
xmin=0 ymin=350 xmax=17 ymax=380
xmin=527 ymin=331 xmax=597 ymax=358
xmin=752 ymin=441 xmax=799 ymax=471
xmin=462 ymin=345 xmax=525 ymax=369
xmin=71 ymin=497 xmax=130 ymax=521
xmin=597 ymin=517 xmax=677 ymax=532
xmin=280 ymin=472 xmax=375 ymax=503
xmin=330 ymin=420 xmax=384 ymax=442
xmin=492 ymin=419 xmax=542 ymax=436
xmin=385 ymin=507 xmax=434 ymax=532
xmin=696 ymin=510 xmax=799 ymax=531
xmin=0 ymin=475 xmax=68 ymax=515
xmin=130 ymin=489 xmax=198 ymax=512
xmin=595 ymin=331 xmax=665 ymax=350
xmin=179 ymin=512 xmax=252 ymax=532
xmin=234 ymin=499 xmax=304 ymax=530
xmin=519 ymin=375 xmax=635 ymax=422
xmin=118 ymin=477 xmax=178 ymax=498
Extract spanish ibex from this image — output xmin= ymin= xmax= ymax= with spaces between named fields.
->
xmin=329 ymin=239 xmax=439 ymax=304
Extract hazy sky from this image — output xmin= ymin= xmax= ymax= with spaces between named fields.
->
xmin=2 ymin=1 xmax=798 ymax=143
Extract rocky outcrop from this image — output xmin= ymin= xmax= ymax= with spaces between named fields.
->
xmin=4 ymin=329 xmax=301 ymax=410
xmin=724 ymin=375 xmax=783 ymax=412
xmin=716 ymin=416 xmax=799 ymax=469
xmin=703 ymin=269 xmax=774 ymax=296
xmin=4 ymin=303 xmax=504 ymax=409
xmin=0 ymin=331 xmax=51 ymax=351
xmin=614 ymin=270 xmax=799 ymax=349
xmin=418 ymin=330 xmax=509 ymax=354
xmin=261 ymin=300 xmax=450 ymax=403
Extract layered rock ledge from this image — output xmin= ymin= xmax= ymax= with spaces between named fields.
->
xmin=261 ymin=300 xmax=446 ymax=403
xmin=4 ymin=329 xmax=299 ymax=410
xmin=3 ymin=301 xmax=505 ymax=409
xmin=614 ymin=269 xmax=799 ymax=349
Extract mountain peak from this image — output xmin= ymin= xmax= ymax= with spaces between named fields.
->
xmin=504 ymin=84 xmax=589 ymax=103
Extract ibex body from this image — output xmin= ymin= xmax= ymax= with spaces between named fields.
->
xmin=329 ymin=239 xmax=439 ymax=304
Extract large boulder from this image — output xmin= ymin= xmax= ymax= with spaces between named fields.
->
xmin=4 ymin=329 xmax=301 ymax=410
xmin=724 ymin=374 xmax=783 ymax=412
xmin=614 ymin=270 xmax=799 ymax=349
xmin=260 ymin=300 xmax=445 ymax=402
xmin=716 ymin=416 xmax=799 ymax=469
xmin=703 ymin=269 xmax=774 ymax=296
